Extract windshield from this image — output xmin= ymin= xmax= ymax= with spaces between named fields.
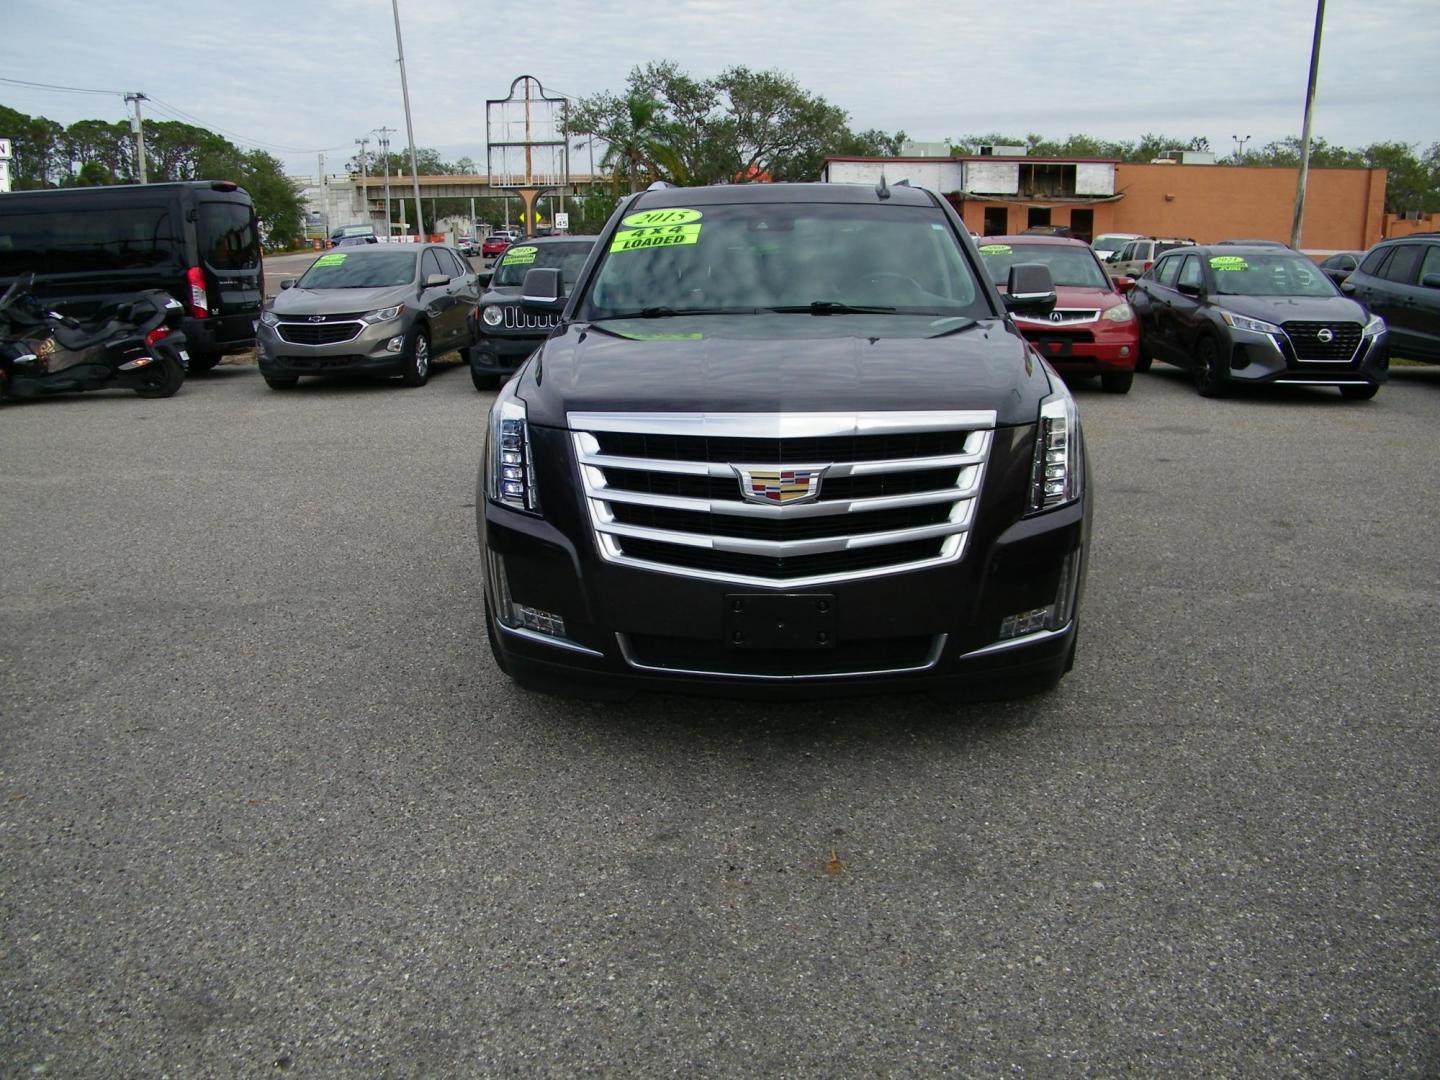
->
xmin=1210 ymin=253 xmax=1337 ymax=296
xmin=579 ymin=202 xmax=985 ymax=320
xmin=297 ymin=250 xmax=416 ymax=289
xmin=492 ymin=241 xmax=594 ymax=287
xmin=1093 ymin=235 xmax=1132 ymax=252
xmin=978 ymin=242 xmax=1109 ymax=289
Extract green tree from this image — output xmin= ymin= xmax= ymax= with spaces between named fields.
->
xmin=0 ymin=105 xmax=66 ymax=187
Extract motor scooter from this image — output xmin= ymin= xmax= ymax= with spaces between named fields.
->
xmin=0 ymin=272 xmax=189 ymax=401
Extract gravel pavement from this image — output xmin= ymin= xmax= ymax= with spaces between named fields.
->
xmin=2 ymin=359 xmax=1437 ymax=1077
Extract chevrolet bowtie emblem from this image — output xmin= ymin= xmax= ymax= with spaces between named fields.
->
xmin=734 ymin=466 xmax=829 ymax=505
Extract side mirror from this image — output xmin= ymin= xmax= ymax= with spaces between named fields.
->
xmin=521 ymin=267 xmax=565 ymax=313
xmin=476 ymin=271 xmax=493 ymax=288
xmin=1421 ymin=273 xmax=1440 ymax=290
xmin=1112 ymin=275 xmax=1136 ymax=293
xmin=1340 ymin=280 xmax=1356 ymax=295
xmin=425 ymin=273 xmax=451 ymax=287
xmin=280 ymin=279 xmax=296 ymax=290
xmin=1176 ymin=281 xmax=1203 ymax=297
xmin=1002 ymin=263 xmax=1057 ymax=317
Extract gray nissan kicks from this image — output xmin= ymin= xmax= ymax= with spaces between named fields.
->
xmin=257 ymin=244 xmax=479 ymax=389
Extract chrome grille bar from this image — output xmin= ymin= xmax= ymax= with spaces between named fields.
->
xmin=569 ymin=411 xmax=996 ymax=587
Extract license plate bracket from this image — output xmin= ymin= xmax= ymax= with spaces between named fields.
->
xmin=725 ymin=593 xmax=836 ymax=650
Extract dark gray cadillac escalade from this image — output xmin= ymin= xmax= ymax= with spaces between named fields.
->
xmin=477 ymin=182 xmax=1090 ymax=701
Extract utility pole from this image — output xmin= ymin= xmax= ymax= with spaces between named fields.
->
xmin=124 ymin=92 xmax=148 ymax=183
xmin=390 ymin=0 xmax=425 ymax=238
xmin=374 ymin=127 xmax=396 ymax=239
xmin=1231 ymin=134 xmax=1251 ymax=163
xmin=1290 ymin=0 xmax=1326 ymax=249
xmin=355 ymin=137 xmax=370 ymax=229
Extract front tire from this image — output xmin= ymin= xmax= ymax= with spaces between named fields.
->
xmin=1100 ymin=370 xmax=1134 ymax=394
xmin=400 ymin=326 xmax=431 ymax=387
xmin=1192 ymin=334 xmax=1228 ymax=398
xmin=263 ymin=373 xmax=298 ymax=390
xmin=132 ymin=354 xmax=185 ymax=398
xmin=471 ymin=365 xmax=500 ymax=391
xmin=1134 ymin=352 xmax=1154 ymax=373
xmin=187 ymin=351 xmax=221 ymax=374
xmin=1340 ymin=383 xmax=1380 ymax=401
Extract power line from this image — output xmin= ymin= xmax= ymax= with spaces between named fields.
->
xmin=145 ymin=96 xmax=352 ymax=155
xmin=0 ymin=75 xmax=125 ymax=96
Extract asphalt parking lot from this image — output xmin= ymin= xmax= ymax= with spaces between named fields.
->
xmin=2 ymin=360 xmax=1437 ymax=1077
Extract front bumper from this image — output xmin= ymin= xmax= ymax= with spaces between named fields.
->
xmin=1222 ymin=325 xmax=1389 ymax=387
xmin=255 ymin=317 xmax=410 ymax=377
xmin=472 ymin=331 xmax=546 ymax=375
xmin=1016 ymin=321 xmax=1139 ymax=376
xmin=478 ymin=436 xmax=1090 ymax=699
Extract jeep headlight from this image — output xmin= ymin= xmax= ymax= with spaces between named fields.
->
xmin=1028 ymin=387 xmax=1082 ymax=514
xmin=485 ymin=390 xmax=539 ymax=512
xmin=482 ymin=305 xmax=504 ymax=327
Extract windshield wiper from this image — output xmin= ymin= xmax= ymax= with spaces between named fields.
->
xmin=767 ymin=301 xmax=897 ymax=315
xmin=927 ymin=318 xmax=980 ymax=338
xmin=595 ymin=306 xmax=747 ymax=319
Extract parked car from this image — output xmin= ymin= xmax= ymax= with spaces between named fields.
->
xmin=457 ymin=236 xmax=479 ymax=257
xmin=1214 ymin=239 xmax=1291 ymax=248
xmin=478 ymin=181 xmax=1088 ymax=701
xmin=1129 ymin=244 xmax=1388 ymax=398
xmin=978 ymin=236 xmax=1140 ymax=393
xmin=471 ymin=235 xmax=597 ymax=390
xmin=1317 ymin=251 xmax=1363 ymax=286
xmin=1106 ymin=237 xmax=1195 ymax=278
xmin=256 ymin=244 xmax=479 ymax=390
xmin=1092 ymin=232 xmax=1142 ymax=261
xmin=334 ymin=235 xmax=379 ymax=247
xmin=481 ymin=235 xmax=513 ymax=259
xmin=1339 ymin=235 xmax=1440 ymax=363
xmin=0 ymin=180 xmax=262 ymax=373
xmin=1022 ymin=225 xmax=1073 ymax=238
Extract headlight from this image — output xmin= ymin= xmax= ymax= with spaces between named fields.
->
xmin=482 ymin=305 xmax=504 ymax=327
xmin=486 ymin=391 xmax=539 ymax=512
xmin=1102 ymin=302 xmax=1134 ymax=322
xmin=1362 ymin=313 xmax=1385 ymax=337
xmin=361 ymin=304 xmax=404 ymax=324
xmin=1220 ymin=310 xmax=1281 ymax=335
xmin=258 ymin=310 xmax=279 ymax=327
xmin=1027 ymin=387 xmax=1082 ymax=514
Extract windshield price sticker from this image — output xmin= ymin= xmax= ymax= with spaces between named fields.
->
xmin=1210 ymin=256 xmax=1249 ymax=271
xmin=314 ymin=253 xmax=346 ymax=266
xmin=610 ymin=223 xmax=703 ymax=253
xmin=979 ymin=244 xmax=1012 ymax=255
xmin=502 ymin=245 xmax=538 ymax=265
xmin=621 ymin=208 xmax=703 ymax=229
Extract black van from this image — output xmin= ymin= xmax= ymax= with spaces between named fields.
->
xmin=0 ymin=181 xmax=262 ymax=372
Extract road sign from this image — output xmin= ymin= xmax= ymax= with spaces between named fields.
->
xmin=554 ymin=212 xmax=570 ymax=232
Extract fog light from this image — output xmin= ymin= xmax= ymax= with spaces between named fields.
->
xmin=385 ymin=335 xmax=405 ymax=353
xmin=1119 ymin=345 xmax=1130 ymax=357
xmin=999 ymin=607 xmax=1053 ymax=640
xmin=488 ymin=550 xmax=566 ymax=637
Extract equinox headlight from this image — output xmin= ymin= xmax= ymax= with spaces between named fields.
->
xmin=259 ymin=310 xmax=280 ymax=327
xmin=1362 ymin=313 xmax=1386 ymax=337
xmin=486 ymin=391 xmax=539 ymax=512
xmin=1220 ymin=310 xmax=1281 ymax=335
xmin=1028 ymin=387 xmax=1082 ymax=514
xmin=361 ymin=304 xmax=404 ymax=324
xmin=1102 ymin=302 xmax=1134 ymax=322
xmin=482 ymin=305 xmax=504 ymax=327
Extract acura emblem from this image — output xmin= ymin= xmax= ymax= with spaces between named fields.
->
xmin=733 ymin=466 xmax=828 ymax=505
xmin=1049 ymin=311 xmax=1064 ymax=323
xmin=1317 ymin=327 xmax=1334 ymax=343
xmin=308 ymin=315 xmax=325 ymax=323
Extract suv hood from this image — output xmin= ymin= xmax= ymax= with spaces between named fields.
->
xmin=516 ymin=316 xmax=1052 ymax=429
xmin=1215 ymin=294 xmax=1368 ymax=324
xmin=271 ymin=283 xmax=412 ymax=316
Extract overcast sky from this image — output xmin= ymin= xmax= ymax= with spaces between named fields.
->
xmin=4 ymin=0 xmax=1436 ymax=178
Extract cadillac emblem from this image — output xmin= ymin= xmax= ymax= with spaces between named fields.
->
xmin=734 ymin=466 xmax=828 ymax=505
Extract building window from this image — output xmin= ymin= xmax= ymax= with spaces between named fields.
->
xmin=983 ymin=207 xmax=1009 ymax=236
xmin=1070 ymin=209 xmax=1094 ymax=243
xmin=1027 ymin=207 xmax=1052 ymax=229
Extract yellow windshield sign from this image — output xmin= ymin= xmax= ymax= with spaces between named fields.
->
xmin=621 ymin=208 xmax=702 ymax=228
xmin=609 ymin=223 xmax=703 ymax=254
xmin=502 ymin=245 xmax=538 ymax=265
xmin=1210 ymin=256 xmax=1249 ymax=271
xmin=978 ymin=244 xmax=1011 ymax=255
xmin=314 ymin=253 xmax=346 ymax=266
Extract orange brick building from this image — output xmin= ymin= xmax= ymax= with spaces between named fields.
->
xmin=819 ymin=156 xmax=1387 ymax=251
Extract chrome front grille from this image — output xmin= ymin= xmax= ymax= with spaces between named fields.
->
xmin=570 ymin=411 xmax=996 ymax=587
xmin=502 ymin=306 xmax=559 ymax=331
xmin=1016 ymin=308 xmax=1100 ymax=326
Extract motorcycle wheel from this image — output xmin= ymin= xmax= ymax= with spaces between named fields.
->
xmin=133 ymin=354 xmax=186 ymax=398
